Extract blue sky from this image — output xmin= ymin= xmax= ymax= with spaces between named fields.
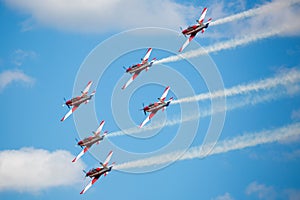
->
xmin=1 ymin=0 xmax=300 ymax=199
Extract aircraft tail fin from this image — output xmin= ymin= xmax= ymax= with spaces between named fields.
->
xmin=90 ymin=90 xmax=96 ymax=97
xmin=166 ymin=97 xmax=173 ymax=106
xmin=202 ymin=18 xmax=212 ymax=33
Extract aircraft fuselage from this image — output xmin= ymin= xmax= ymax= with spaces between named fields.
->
xmin=182 ymin=23 xmax=207 ymax=36
xmin=127 ymin=62 xmax=152 ymax=74
xmin=78 ymin=135 xmax=104 ymax=147
xmin=145 ymin=101 xmax=171 ymax=113
xmin=86 ymin=166 xmax=112 ymax=178
xmin=66 ymin=95 xmax=92 ymax=107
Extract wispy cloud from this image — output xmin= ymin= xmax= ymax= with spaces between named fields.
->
xmin=11 ymin=49 xmax=37 ymax=66
xmin=291 ymin=108 xmax=300 ymax=121
xmin=4 ymin=0 xmax=300 ymax=38
xmin=211 ymin=0 xmax=298 ymax=27
xmin=0 ymin=70 xmax=34 ymax=91
xmin=211 ymin=192 xmax=235 ymax=200
xmin=284 ymin=189 xmax=300 ymax=200
xmin=208 ymin=0 xmax=300 ymax=40
xmin=236 ymin=0 xmax=300 ymax=37
xmin=246 ymin=182 xmax=277 ymax=200
xmin=245 ymin=182 xmax=300 ymax=200
xmin=114 ymin=122 xmax=300 ymax=170
xmin=0 ymin=148 xmax=85 ymax=193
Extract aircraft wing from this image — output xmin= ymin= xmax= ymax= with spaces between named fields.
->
xmin=61 ymin=106 xmax=78 ymax=121
xmin=80 ymin=176 xmax=99 ymax=194
xmin=82 ymin=81 xmax=93 ymax=95
xmin=72 ymin=146 xmax=89 ymax=162
xmin=102 ymin=151 xmax=113 ymax=167
xmin=122 ymin=71 xmax=140 ymax=90
xmin=178 ymin=34 xmax=196 ymax=52
xmin=198 ymin=7 xmax=207 ymax=24
xmin=139 ymin=111 xmax=157 ymax=128
xmin=141 ymin=48 xmax=152 ymax=64
xmin=160 ymin=86 xmax=170 ymax=102
xmin=94 ymin=120 xmax=105 ymax=136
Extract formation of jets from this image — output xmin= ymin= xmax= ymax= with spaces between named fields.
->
xmin=60 ymin=7 xmax=211 ymax=194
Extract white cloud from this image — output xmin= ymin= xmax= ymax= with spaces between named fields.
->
xmin=245 ymin=182 xmax=300 ymax=200
xmin=291 ymin=109 xmax=300 ymax=121
xmin=0 ymin=147 xmax=85 ymax=193
xmin=246 ymin=182 xmax=277 ymax=200
xmin=12 ymin=49 xmax=37 ymax=66
xmin=207 ymin=0 xmax=300 ymax=40
xmin=232 ymin=0 xmax=300 ymax=37
xmin=3 ymin=0 xmax=197 ymax=33
xmin=212 ymin=192 xmax=234 ymax=200
xmin=0 ymin=70 xmax=34 ymax=91
xmin=284 ymin=189 xmax=300 ymax=200
xmin=4 ymin=0 xmax=300 ymax=37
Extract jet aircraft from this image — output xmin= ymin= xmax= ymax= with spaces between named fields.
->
xmin=122 ymin=48 xmax=156 ymax=90
xmin=72 ymin=120 xmax=107 ymax=162
xmin=80 ymin=151 xmax=114 ymax=194
xmin=179 ymin=7 xmax=212 ymax=52
xmin=61 ymin=81 xmax=95 ymax=121
xmin=139 ymin=86 xmax=173 ymax=128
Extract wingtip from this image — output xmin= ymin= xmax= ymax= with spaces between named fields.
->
xmin=72 ymin=158 xmax=76 ymax=162
xmin=80 ymin=190 xmax=84 ymax=195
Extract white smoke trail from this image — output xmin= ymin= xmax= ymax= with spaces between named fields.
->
xmin=115 ymin=122 xmax=300 ymax=170
xmin=172 ymin=68 xmax=300 ymax=104
xmin=210 ymin=0 xmax=299 ymax=26
xmin=156 ymin=29 xmax=280 ymax=64
xmin=107 ymin=69 xmax=300 ymax=137
xmin=155 ymin=0 xmax=300 ymax=64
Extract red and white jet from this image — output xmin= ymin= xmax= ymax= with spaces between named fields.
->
xmin=179 ymin=7 xmax=212 ymax=52
xmin=122 ymin=48 xmax=156 ymax=90
xmin=61 ymin=81 xmax=95 ymax=121
xmin=72 ymin=120 xmax=107 ymax=163
xmin=139 ymin=86 xmax=173 ymax=128
xmin=80 ymin=151 xmax=114 ymax=194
